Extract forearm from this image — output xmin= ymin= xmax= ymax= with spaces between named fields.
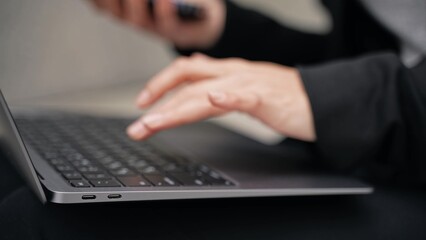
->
xmin=299 ymin=53 xmax=426 ymax=185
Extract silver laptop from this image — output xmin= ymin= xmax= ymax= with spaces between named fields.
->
xmin=0 ymin=90 xmax=372 ymax=204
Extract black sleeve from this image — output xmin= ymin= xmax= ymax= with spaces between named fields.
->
xmin=299 ymin=53 xmax=426 ymax=185
xmin=177 ymin=0 xmax=399 ymax=66
xmin=177 ymin=0 xmax=327 ymax=66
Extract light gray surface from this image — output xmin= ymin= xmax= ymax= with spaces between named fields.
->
xmin=0 ymin=0 xmax=329 ymax=103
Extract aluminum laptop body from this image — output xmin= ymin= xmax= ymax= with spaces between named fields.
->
xmin=0 ymin=90 xmax=372 ymax=204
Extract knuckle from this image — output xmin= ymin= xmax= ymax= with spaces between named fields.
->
xmin=190 ymin=53 xmax=204 ymax=59
xmin=223 ymin=58 xmax=250 ymax=72
xmin=226 ymin=94 xmax=240 ymax=106
xmin=235 ymin=93 xmax=261 ymax=112
xmin=227 ymin=57 xmax=248 ymax=66
xmin=233 ymin=94 xmax=242 ymax=104
xmin=190 ymin=53 xmax=210 ymax=62
xmin=173 ymin=57 xmax=190 ymax=69
xmin=250 ymin=94 xmax=261 ymax=109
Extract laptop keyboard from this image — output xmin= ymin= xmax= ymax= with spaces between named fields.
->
xmin=15 ymin=114 xmax=235 ymax=188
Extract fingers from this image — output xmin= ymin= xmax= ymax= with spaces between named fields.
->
xmin=126 ymin=120 xmax=154 ymax=140
xmin=155 ymin=0 xmax=179 ymax=38
xmin=123 ymin=0 xmax=154 ymax=30
xmin=128 ymin=87 xmax=262 ymax=141
xmin=127 ymin=98 xmax=226 ymax=140
xmin=136 ymin=55 xmax=224 ymax=108
xmin=208 ymin=90 xmax=261 ymax=114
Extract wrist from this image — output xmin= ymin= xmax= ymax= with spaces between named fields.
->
xmin=279 ymin=67 xmax=317 ymax=142
xmin=292 ymin=68 xmax=316 ymax=142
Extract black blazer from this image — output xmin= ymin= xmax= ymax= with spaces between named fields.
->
xmin=177 ymin=0 xmax=426 ymax=185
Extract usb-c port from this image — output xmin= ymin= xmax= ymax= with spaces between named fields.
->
xmin=82 ymin=195 xmax=96 ymax=200
xmin=108 ymin=194 xmax=122 ymax=199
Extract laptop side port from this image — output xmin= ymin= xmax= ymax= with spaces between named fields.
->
xmin=107 ymin=194 xmax=122 ymax=199
xmin=82 ymin=195 xmax=96 ymax=200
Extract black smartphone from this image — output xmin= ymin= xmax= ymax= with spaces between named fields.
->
xmin=147 ymin=0 xmax=205 ymax=21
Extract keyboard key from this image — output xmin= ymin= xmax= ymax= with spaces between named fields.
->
xmin=70 ymin=159 xmax=91 ymax=167
xmin=70 ymin=180 xmax=91 ymax=188
xmin=138 ymin=166 xmax=159 ymax=174
xmin=66 ymin=153 xmax=84 ymax=161
xmin=91 ymin=150 xmax=108 ymax=159
xmin=111 ymin=149 xmax=130 ymax=156
xmin=110 ymin=167 xmax=136 ymax=176
xmin=84 ymin=173 xmax=112 ymax=180
xmin=97 ymin=156 xmax=114 ymax=165
xmin=48 ymin=158 xmax=66 ymax=165
xmin=56 ymin=164 xmax=74 ymax=172
xmin=118 ymin=176 xmax=151 ymax=187
xmin=123 ymin=155 xmax=139 ymax=163
xmin=63 ymin=172 xmax=83 ymax=180
xmin=78 ymin=166 xmax=102 ymax=173
xmin=90 ymin=179 xmax=121 ymax=187
xmin=127 ymin=160 xmax=149 ymax=168
xmin=105 ymin=161 xmax=122 ymax=170
xmin=203 ymin=175 xmax=234 ymax=186
xmin=198 ymin=164 xmax=211 ymax=173
xmin=207 ymin=170 xmax=222 ymax=180
xmin=150 ymin=157 xmax=168 ymax=166
xmin=143 ymin=174 xmax=179 ymax=186
xmin=163 ymin=163 xmax=182 ymax=172
xmin=171 ymin=173 xmax=209 ymax=186
xmin=195 ymin=170 xmax=234 ymax=186
xmin=42 ymin=152 xmax=60 ymax=159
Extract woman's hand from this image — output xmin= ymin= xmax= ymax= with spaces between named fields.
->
xmin=88 ymin=0 xmax=225 ymax=49
xmin=127 ymin=54 xmax=316 ymax=142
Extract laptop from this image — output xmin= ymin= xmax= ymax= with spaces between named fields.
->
xmin=0 ymin=90 xmax=372 ymax=204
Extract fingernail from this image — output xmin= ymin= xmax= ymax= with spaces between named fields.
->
xmin=137 ymin=91 xmax=151 ymax=105
xmin=209 ymin=91 xmax=226 ymax=102
xmin=142 ymin=114 xmax=164 ymax=128
xmin=127 ymin=121 xmax=148 ymax=139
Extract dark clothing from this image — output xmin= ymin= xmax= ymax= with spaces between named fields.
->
xmin=300 ymin=55 xmax=426 ymax=185
xmin=178 ymin=0 xmax=399 ymax=66
xmin=178 ymin=0 xmax=426 ymax=185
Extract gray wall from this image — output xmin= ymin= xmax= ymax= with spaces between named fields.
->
xmin=0 ymin=0 xmax=329 ymax=104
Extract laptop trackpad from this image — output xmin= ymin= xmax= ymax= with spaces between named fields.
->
xmin=155 ymin=122 xmax=356 ymax=189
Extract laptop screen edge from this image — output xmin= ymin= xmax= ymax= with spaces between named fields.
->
xmin=0 ymin=89 xmax=47 ymax=203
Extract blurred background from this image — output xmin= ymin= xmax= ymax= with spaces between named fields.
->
xmin=0 ymin=0 xmax=330 ymax=104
